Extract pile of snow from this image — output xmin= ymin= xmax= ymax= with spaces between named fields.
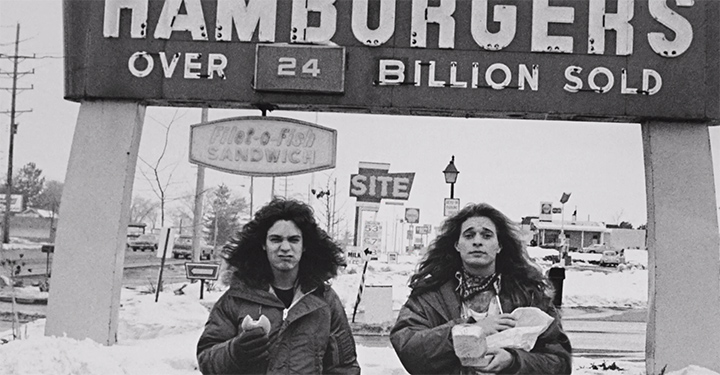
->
xmin=1 ymin=238 xmax=45 ymax=251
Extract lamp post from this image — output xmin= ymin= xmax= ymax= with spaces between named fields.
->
xmin=443 ymin=156 xmax=460 ymax=199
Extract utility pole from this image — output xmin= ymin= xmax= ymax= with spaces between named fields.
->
xmin=1 ymin=23 xmax=34 ymax=244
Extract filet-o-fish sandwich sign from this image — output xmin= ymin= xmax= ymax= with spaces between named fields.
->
xmin=189 ymin=116 xmax=337 ymax=176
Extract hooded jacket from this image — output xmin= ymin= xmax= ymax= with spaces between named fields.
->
xmin=197 ymin=275 xmax=360 ymax=375
xmin=390 ymin=279 xmax=572 ymax=375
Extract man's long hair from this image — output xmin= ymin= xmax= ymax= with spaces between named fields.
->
xmin=224 ymin=198 xmax=345 ymax=290
xmin=409 ymin=203 xmax=552 ymax=310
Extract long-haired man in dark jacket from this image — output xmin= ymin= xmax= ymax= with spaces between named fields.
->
xmin=197 ymin=198 xmax=360 ymax=374
xmin=391 ymin=203 xmax=571 ymax=374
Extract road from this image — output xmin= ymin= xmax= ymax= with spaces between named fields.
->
xmin=563 ymin=314 xmax=646 ymax=363
xmin=2 ymin=245 xmax=192 ymax=281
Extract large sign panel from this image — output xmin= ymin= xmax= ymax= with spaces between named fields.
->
xmin=65 ymin=0 xmax=720 ymax=122
xmin=190 ymin=116 xmax=336 ymax=176
xmin=350 ymin=163 xmax=415 ymax=203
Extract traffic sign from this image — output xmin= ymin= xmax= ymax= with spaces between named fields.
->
xmin=184 ymin=262 xmax=221 ymax=281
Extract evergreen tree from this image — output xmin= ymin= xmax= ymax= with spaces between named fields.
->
xmin=2 ymin=162 xmax=46 ymax=208
xmin=204 ymin=184 xmax=248 ymax=249
xmin=35 ymin=180 xmax=64 ymax=212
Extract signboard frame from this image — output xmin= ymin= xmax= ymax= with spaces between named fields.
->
xmin=184 ymin=262 xmax=221 ymax=281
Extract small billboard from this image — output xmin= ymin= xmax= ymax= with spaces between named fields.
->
xmin=0 ymin=194 xmax=24 ymax=213
xmin=540 ymin=202 xmax=553 ymax=222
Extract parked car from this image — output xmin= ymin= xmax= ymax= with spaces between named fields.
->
xmin=171 ymin=235 xmax=213 ymax=260
xmin=581 ymin=243 xmax=611 ymax=253
xmin=127 ymin=233 xmax=158 ymax=252
xmin=599 ymin=249 xmax=626 ymax=267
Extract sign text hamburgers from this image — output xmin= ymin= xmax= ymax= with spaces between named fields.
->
xmin=65 ymin=0 xmax=720 ymax=121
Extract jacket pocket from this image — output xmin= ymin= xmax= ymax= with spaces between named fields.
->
xmin=323 ymin=328 xmax=355 ymax=370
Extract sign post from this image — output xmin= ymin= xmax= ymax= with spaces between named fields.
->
xmin=155 ymin=227 xmax=175 ymax=303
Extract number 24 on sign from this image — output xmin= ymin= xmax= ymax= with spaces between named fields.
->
xmin=277 ymin=57 xmax=320 ymax=77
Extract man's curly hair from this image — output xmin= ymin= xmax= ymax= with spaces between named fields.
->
xmin=223 ymin=198 xmax=345 ymax=290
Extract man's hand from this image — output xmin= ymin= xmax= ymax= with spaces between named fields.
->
xmin=472 ymin=313 xmax=516 ymax=335
xmin=472 ymin=348 xmax=515 ymax=373
xmin=233 ymin=327 xmax=271 ymax=364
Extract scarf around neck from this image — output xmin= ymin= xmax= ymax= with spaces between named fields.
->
xmin=458 ymin=269 xmax=498 ymax=301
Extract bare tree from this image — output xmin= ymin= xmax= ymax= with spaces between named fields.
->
xmin=610 ymin=209 xmax=625 ymax=225
xmin=129 ymin=196 xmax=158 ymax=225
xmin=311 ymin=175 xmax=346 ymax=240
xmin=168 ymin=189 xmax=214 ymax=235
xmin=136 ymin=110 xmax=186 ymax=227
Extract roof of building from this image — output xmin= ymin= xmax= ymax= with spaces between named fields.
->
xmin=530 ymin=219 xmax=608 ymax=233
xmin=15 ymin=208 xmax=56 ymax=219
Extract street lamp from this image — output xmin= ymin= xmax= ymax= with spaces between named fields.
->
xmin=443 ymin=156 xmax=460 ymax=199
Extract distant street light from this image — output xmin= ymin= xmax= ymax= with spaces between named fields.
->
xmin=443 ymin=156 xmax=460 ymax=199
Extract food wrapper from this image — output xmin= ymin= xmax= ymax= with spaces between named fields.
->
xmin=451 ymin=324 xmax=491 ymax=367
xmin=485 ymin=307 xmax=554 ymax=351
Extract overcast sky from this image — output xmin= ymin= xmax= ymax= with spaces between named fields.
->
xmin=3 ymin=0 xmax=720 ymax=242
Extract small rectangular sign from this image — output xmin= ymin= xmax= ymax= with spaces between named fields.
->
xmin=444 ymin=198 xmax=460 ymax=217
xmin=184 ymin=262 xmax=221 ymax=281
xmin=255 ymin=44 xmax=345 ymax=93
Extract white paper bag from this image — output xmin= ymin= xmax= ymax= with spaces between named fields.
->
xmin=485 ymin=307 xmax=554 ymax=351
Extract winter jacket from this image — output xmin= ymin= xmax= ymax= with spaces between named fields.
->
xmin=197 ymin=277 xmax=360 ymax=375
xmin=390 ymin=279 xmax=572 ymax=375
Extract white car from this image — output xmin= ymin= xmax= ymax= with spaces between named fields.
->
xmin=599 ymin=249 xmax=626 ymax=267
xmin=581 ymin=243 xmax=610 ymax=254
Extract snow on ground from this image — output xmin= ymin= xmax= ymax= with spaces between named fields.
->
xmin=333 ymin=248 xmax=649 ymax=314
xmin=0 ymin=247 xmax=715 ymax=375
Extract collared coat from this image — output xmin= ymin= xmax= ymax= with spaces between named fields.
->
xmin=390 ymin=279 xmax=572 ymax=375
xmin=197 ymin=277 xmax=360 ymax=375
